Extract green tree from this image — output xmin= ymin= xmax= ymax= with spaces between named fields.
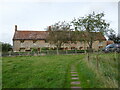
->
xmin=46 ymin=21 xmax=72 ymax=54
xmin=71 ymin=12 xmax=112 ymax=51
xmin=108 ymin=33 xmax=120 ymax=43
xmin=1 ymin=42 xmax=12 ymax=52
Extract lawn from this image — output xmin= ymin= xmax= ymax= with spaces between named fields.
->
xmin=2 ymin=53 xmax=119 ymax=88
xmin=2 ymin=55 xmax=84 ymax=88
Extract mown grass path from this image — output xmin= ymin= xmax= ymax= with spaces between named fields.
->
xmin=64 ymin=56 xmax=82 ymax=88
xmin=70 ymin=64 xmax=81 ymax=88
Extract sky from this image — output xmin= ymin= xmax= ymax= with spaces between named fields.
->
xmin=0 ymin=0 xmax=119 ymax=45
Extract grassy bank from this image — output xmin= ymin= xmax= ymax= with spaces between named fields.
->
xmin=77 ymin=53 xmax=119 ymax=88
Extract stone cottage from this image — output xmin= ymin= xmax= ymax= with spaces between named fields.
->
xmin=13 ymin=25 xmax=107 ymax=52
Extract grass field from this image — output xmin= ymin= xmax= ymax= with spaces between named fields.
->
xmin=2 ymin=53 xmax=119 ymax=88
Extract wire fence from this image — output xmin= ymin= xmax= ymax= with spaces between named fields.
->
xmin=2 ymin=50 xmax=87 ymax=57
xmin=2 ymin=49 xmax=120 ymax=60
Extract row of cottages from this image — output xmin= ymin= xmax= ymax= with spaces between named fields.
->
xmin=13 ymin=25 xmax=107 ymax=52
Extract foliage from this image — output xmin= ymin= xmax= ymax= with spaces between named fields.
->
xmin=41 ymin=47 xmax=49 ymax=50
xmin=31 ymin=48 xmax=38 ymax=52
xmin=46 ymin=21 xmax=73 ymax=49
xmin=108 ymin=33 xmax=120 ymax=43
xmin=71 ymin=12 xmax=111 ymax=50
xmin=1 ymin=42 xmax=12 ymax=52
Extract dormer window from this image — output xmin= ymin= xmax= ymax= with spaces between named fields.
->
xmin=98 ymin=42 xmax=103 ymax=46
xmin=33 ymin=40 xmax=37 ymax=43
xmin=20 ymin=40 xmax=24 ymax=43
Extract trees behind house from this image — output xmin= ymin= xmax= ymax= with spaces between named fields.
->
xmin=108 ymin=33 xmax=120 ymax=43
xmin=46 ymin=21 xmax=73 ymax=50
xmin=0 ymin=42 xmax=12 ymax=52
xmin=47 ymin=12 xmax=115 ymax=53
xmin=71 ymin=12 xmax=111 ymax=51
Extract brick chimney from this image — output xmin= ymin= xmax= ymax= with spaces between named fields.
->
xmin=48 ymin=26 xmax=51 ymax=31
xmin=15 ymin=25 xmax=17 ymax=31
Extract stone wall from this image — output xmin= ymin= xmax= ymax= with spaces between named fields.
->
xmin=13 ymin=40 xmax=107 ymax=52
xmin=13 ymin=40 xmax=49 ymax=52
xmin=13 ymin=40 xmax=21 ymax=52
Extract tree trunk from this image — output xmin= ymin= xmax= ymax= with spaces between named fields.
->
xmin=88 ymin=39 xmax=93 ymax=52
xmin=75 ymin=49 xmax=77 ymax=54
xmin=56 ymin=47 xmax=59 ymax=55
xmin=39 ymin=48 xmax=41 ymax=55
xmin=47 ymin=50 xmax=49 ymax=55
xmin=87 ymin=52 xmax=90 ymax=61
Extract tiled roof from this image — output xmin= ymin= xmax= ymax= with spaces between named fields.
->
xmin=13 ymin=30 xmax=106 ymax=41
xmin=73 ymin=32 xmax=106 ymax=41
xmin=89 ymin=32 xmax=106 ymax=40
xmin=106 ymin=40 xmax=114 ymax=45
xmin=13 ymin=31 xmax=49 ymax=40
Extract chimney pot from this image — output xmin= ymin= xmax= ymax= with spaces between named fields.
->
xmin=48 ymin=26 xmax=51 ymax=31
xmin=15 ymin=25 xmax=17 ymax=31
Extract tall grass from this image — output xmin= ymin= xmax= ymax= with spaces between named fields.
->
xmin=77 ymin=53 xmax=119 ymax=88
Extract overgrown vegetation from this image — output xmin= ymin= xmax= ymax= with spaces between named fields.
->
xmin=46 ymin=21 xmax=72 ymax=50
xmin=77 ymin=53 xmax=119 ymax=88
xmin=108 ymin=33 xmax=120 ymax=43
xmin=0 ymin=42 xmax=12 ymax=52
xmin=71 ymin=12 xmax=112 ymax=51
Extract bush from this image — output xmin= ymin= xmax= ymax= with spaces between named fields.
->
xmin=1 ymin=42 xmax=12 ymax=52
xmin=31 ymin=48 xmax=38 ymax=52
xmin=41 ymin=47 xmax=49 ymax=50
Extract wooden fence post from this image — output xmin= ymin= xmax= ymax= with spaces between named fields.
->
xmin=19 ymin=52 xmax=21 ymax=56
xmin=56 ymin=48 xmax=59 ymax=55
xmin=40 ymin=48 xmax=42 ymax=55
xmin=87 ymin=52 xmax=90 ymax=61
xmin=75 ymin=49 xmax=77 ymax=54
xmin=85 ymin=50 xmax=86 ymax=54
xmin=66 ymin=50 xmax=68 ymax=54
xmin=114 ymin=51 xmax=117 ymax=61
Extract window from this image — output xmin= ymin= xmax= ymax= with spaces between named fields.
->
xmin=98 ymin=42 xmax=103 ymax=46
xmin=79 ymin=47 xmax=83 ymax=50
xmin=71 ymin=47 xmax=75 ymax=50
xmin=19 ymin=48 xmax=25 ymax=52
xmin=33 ymin=40 xmax=37 ymax=43
xmin=99 ymin=46 xmax=103 ymax=49
xmin=45 ymin=40 xmax=48 ymax=43
xmin=25 ymin=50 xmax=31 ymax=52
xmin=65 ymin=47 xmax=68 ymax=50
xmin=20 ymin=40 xmax=24 ymax=43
